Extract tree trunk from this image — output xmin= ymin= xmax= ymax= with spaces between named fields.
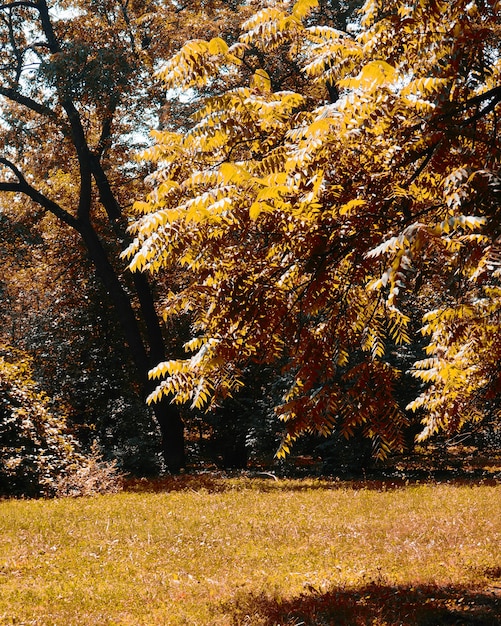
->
xmin=152 ymin=397 xmax=186 ymax=473
xmin=77 ymin=220 xmax=186 ymax=472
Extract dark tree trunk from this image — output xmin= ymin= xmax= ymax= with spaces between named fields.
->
xmin=77 ymin=220 xmax=186 ymax=473
xmin=153 ymin=397 xmax=186 ymax=473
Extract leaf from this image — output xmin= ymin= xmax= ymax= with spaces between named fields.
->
xmin=292 ymin=0 xmax=319 ymax=21
xmin=338 ymin=198 xmax=366 ymax=216
xmin=208 ymin=37 xmax=229 ymax=55
xmin=219 ymin=162 xmax=250 ymax=184
xmin=251 ymin=69 xmax=272 ymax=91
xmin=339 ymin=60 xmax=397 ymax=92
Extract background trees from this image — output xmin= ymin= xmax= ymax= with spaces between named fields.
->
xmin=0 ymin=345 xmax=123 ymax=498
xmin=0 ymin=346 xmax=78 ymax=497
xmin=0 ymin=0 xmax=254 ymax=474
xmin=127 ymin=0 xmax=501 ymax=458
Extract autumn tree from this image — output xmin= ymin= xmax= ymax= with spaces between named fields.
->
xmin=0 ymin=0 xmax=254 ymax=472
xmin=127 ymin=0 xmax=501 ymax=458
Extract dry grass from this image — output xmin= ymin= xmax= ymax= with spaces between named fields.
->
xmin=0 ymin=476 xmax=500 ymax=625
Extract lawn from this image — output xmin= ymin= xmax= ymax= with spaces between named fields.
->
xmin=0 ymin=476 xmax=500 ymax=625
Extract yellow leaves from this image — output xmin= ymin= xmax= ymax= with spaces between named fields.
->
xmin=366 ymin=232 xmax=411 ymax=260
xmin=292 ymin=0 xmax=319 ymax=21
xmin=363 ymin=326 xmax=385 ymax=358
xmin=431 ymin=215 xmax=487 ymax=236
xmin=240 ymin=0 xmax=316 ymax=52
xmin=360 ymin=0 xmax=376 ymax=28
xmin=339 ymin=60 xmax=397 ymax=93
xmin=208 ymin=37 xmax=228 ymax=55
xmin=401 ymin=77 xmax=451 ymax=100
xmin=227 ymin=42 xmax=247 ymax=61
xmin=219 ymin=162 xmax=251 ymax=185
xmin=249 ymin=202 xmax=266 ymax=221
xmin=249 ymin=171 xmax=291 ymax=220
xmin=360 ymin=304 xmax=411 ymax=359
xmin=126 ymin=0 xmax=501 ymax=453
xmin=240 ymin=7 xmax=290 ymax=49
xmin=306 ymin=117 xmax=335 ymax=137
xmin=146 ymin=336 xmax=244 ymax=409
xmin=156 ymin=36 xmax=240 ymax=90
xmin=387 ymin=308 xmax=411 ymax=346
xmin=250 ymin=69 xmax=271 ymax=92
xmin=338 ymin=198 xmax=365 ymax=216
xmin=407 ymin=291 xmax=500 ymax=435
xmin=421 ymin=305 xmax=477 ymax=336
xmin=149 ymin=360 xmax=189 ymax=380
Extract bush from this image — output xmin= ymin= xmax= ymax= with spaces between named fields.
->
xmin=54 ymin=441 xmax=123 ymax=497
xmin=0 ymin=347 xmax=122 ymax=498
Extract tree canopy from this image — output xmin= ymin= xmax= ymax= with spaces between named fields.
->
xmin=126 ymin=0 xmax=501 ymax=457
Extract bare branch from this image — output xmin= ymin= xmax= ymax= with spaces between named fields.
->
xmin=0 ymin=1 xmax=38 ymax=9
xmin=0 ymin=156 xmax=78 ymax=228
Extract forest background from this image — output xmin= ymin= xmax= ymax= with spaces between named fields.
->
xmin=0 ymin=0 xmax=500 ymax=497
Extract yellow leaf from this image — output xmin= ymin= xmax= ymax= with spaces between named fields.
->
xmin=208 ymin=37 xmax=229 ymax=55
xmin=307 ymin=117 xmax=333 ymax=136
xmin=149 ymin=360 xmax=188 ymax=379
xmin=219 ymin=162 xmax=249 ymax=184
xmin=251 ymin=69 xmax=272 ymax=91
xmin=292 ymin=0 xmax=319 ymax=20
xmin=339 ymin=198 xmax=366 ymax=216
xmin=249 ymin=202 xmax=263 ymax=220
xmin=339 ymin=60 xmax=396 ymax=92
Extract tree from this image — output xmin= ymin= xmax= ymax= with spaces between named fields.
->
xmin=0 ymin=0 xmax=250 ymax=471
xmin=0 ymin=221 xmax=165 ymax=474
xmin=127 ymin=0 xmax=501 ymax=458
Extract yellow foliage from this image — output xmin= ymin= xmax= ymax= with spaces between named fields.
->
xmin=250 ymin=69 xmax=272 ymax=92
xmin=292 ymin=0 xmax=319 ymax=21
xmin=338 ymin=60 xmax=397 ymax=92
xmin=128 ymin=0 xmax=501 ymax=453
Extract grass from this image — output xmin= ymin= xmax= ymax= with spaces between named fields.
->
xmin=0 ymin=476 xmax=500 ymax=625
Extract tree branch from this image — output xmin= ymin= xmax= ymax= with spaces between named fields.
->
xmin=36 ymin=0 xmax=59 ymax=53
xmin=461 ymin=90 xmax=501 ymax=127
xmin=460 ymin=84 xmax=501 ymax=111
xmin=95 ymin=96 xmax=119 ymax=158
xmin=0 ymin=86 xmax=61 ymax=124
xmin=0 ymin=1 xmax=37 ymax=9
xmin=0 ymin=157 xmax=78 ymax=228
xmin=437 ymin=85 xmax=501 ymax=126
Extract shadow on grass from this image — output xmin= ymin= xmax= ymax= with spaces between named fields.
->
xmin=124 ymin=472 xmax=500 ymax=495
xmin=225 ymin=582 xmax=501 ymax=625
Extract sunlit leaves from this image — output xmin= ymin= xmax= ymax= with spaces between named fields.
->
xmin=128 ymin=0 xmax=501 ymax=455
xmin=338 ymin=60 xmax=397 ymax=93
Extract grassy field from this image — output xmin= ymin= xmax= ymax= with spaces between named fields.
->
xmin=0 ymin=476 xmax=500 ymax=625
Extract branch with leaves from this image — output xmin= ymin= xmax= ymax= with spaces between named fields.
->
xmin=127 ymin=0 xmax=501 ymax=457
